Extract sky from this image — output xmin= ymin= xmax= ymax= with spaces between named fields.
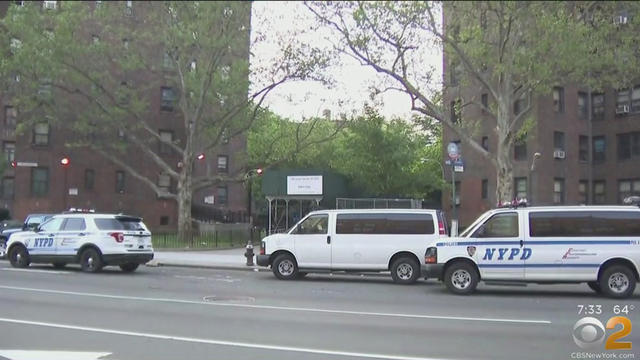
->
xmin=250 ymin=1 xmax=443 ymax=121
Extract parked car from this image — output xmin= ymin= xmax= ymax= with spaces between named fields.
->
xmin=6 ymin=212 xmax=153 ymax=272
xmin=0 ymin=214 xmax=54 ymax=258
xmin=423 ymin=205 xmax=640 ymax=298
xmin=257 ymin=209 xmax=448 ymax=283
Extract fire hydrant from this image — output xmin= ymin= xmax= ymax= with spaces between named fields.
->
xmin=244 ymin=242 xmax=254 ymax=266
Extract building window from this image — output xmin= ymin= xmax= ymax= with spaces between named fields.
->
xmin=616 ymin=89 xmax=630 ymax=115
xmin=221 ymin=127 xmax=230 ymax=144
xmin=2 ymin=177 xmax=14 ymax=199
xmin=481 ymin=136 xmax=489 ymax=151
xmin=217 ymin=155 xmax=228 ymax=172
xmin=632 ymin=86 xmax=640 ymax=113
xmin=450 ymin=99 xmax=461 ymax=124
xmin=3 ymin=142 xmax=15 ymax=162
xmin=454 ymin=181 xmax=461 ymax=206
xmin=481 ymin=93 xmax=488 ymax=113
xmin=125 ymin=0 xmax=133 ymax=15
xmin=578 ymin=180 xmax=588 ymax=204
xmin=618 ymin=179 xmax=640 ymax=204
xmin=115 ymin=171 xmax=125 ymax=193
xmin=122 ymin=38 xmax=129 ymax=49
xmin=161 ymin=87 xmax=175 ymax=111
xmin=579 ymin=135 xmax=588 ymax=162
xmin=514 ymin=141 xmax=527 ymax=161
xmin=43 ymin=0 xmax=57 ymax=10
xmin=592 ymin=93 xmax=605 ymax=120
xmin=577 ymin=92 xmax=588 ymax=119
xmin=91 ymin=35 xmax=100 ymax=44
xmin=481 ymin=179 xmax=488 ymax=200
xmin=160 ymin=216 xmax=169 ymax=226
xmin=553 ymin=87 xmax=564 ymax=113
xmin=31 ymin=168 xmax=49 ymax=197
xmin=217 ymin=185 xmax=228 ymax=205
xmin=553 ymin=131 xmax=565 ymax=151
xmin=5 ymin=106 xmax=17 ymax=128
xmin=593 ymin=136 xmax=606 ymax=162
xmin=159 ymin=130 xmax=173 ymax=154
xmin=158 ymin=173 xmax=171 ymax=194
xmin=189 ymin=60 xmax=196 ymax=72
xmin=514 ymin=93 xmax=527 ymax=115
xmin=163 ymin=52 xmax=172 ymax=68
xmin=618 ymin=133 xmax=631 ymax=160
xmin=33 ymin=122 xmax=50 ymax=146
xmin=553 ymin=178 xmax=565 ymax=204
xmin=593 ymin=180 xmax=606 ymax=204
xmin=85 ymin=169 xmax=95 ymax=190
xmin=514 ymin=177 xmax=527 ymax=200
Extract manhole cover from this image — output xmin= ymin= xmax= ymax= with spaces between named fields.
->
xmin=203 ymin=295 xmax=255 ymax=303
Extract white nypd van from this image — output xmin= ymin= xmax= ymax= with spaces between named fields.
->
xmin=257 ymin=209 xmax=448 ymax=284
xmin=6 ymin=212 xmax=154 ymax=273
xmin=423 ymin=205 xmax=640 ymax=298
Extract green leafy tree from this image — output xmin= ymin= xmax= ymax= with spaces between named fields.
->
xmin=0 ymin=1 xmax=331 ymax=240
xmin=307 ymin=1 xmax=640 ymax=202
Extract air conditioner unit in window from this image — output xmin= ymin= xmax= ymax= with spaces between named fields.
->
xmin=614 ymin=15 xmax=629 ymax=25
xmin=616 ymin=105 xmax=630 ymax=114
xmin=43 ymin=1 xmax=57 ymax=9
xmin=553 ymin=150 xmax=566 ymax=159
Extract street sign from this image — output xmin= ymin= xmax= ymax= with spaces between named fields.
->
xmin=453 ymin=159 xmax=464 ymax=172
xmin=16 ymin=162 xmax=38 ymax=167
xmin=447 ymin=142 xmax=460 ymax=160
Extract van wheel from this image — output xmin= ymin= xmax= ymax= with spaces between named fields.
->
xmin=587 ymin=281 xmax=602 ymax=294
xmin=80 ymin=248 xmax=103 ymax=273
xmin=272 ymin=254 xmax=298 ymax=280
xmin=599 ymin=265 xmax=636 ymax=299
xmin=391 ymin=257 xmax=420 ymax=284
xmin=444 ymin=261 xmax=478 ymax=295
xmin=52 ymin=262 xmax=67 ymax=269
xmin=120 ymin=263 xmax=139 ymax=273
xmin=8 ymin=245 xmax=30 ymax=268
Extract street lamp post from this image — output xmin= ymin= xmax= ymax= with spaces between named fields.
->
xmin=529 ymin=152 xmax=541 ymax=205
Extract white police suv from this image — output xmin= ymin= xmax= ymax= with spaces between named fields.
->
xmin=6 ymin=212 xmax=154 ymax=273
xmin=423 ymin=205 xmax=640 ymax=298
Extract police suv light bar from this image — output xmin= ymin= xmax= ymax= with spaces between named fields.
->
xmin=497 ymin=198 xmax=528 ymax=209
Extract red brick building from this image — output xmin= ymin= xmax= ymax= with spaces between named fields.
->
xmin=0 ymin=1 xmax=252 ymax=231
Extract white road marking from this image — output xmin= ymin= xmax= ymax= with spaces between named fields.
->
xmin=0 ymin=285 xmax=551 ymax=324
xmin=0 ymin=317 xmax=450 ymax=360
xmin=0 ymin=268 xmax=70 ymax=275
xmin=173 ymin=274 xmax=240 ymax=283
xmin=0 ymin=350 xmax=111 ymax=360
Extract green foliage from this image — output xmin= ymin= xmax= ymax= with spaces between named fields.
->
xmin=249 ymin=105 xmax=443 ymax=201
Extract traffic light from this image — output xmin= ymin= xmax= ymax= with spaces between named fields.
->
xmin=196 ymin=153 xmax=205 ymax=161
xmin=256 ymin=168 xmax=263 ymax=175
xmin=10 ymin=161 xmax=16 ymax=168
xmin=60 ymin=157 xmax=70 ymax=166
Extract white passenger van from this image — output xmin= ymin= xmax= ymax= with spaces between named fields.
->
xmin=257 ymin=209 xmax=448 ymax=284
xmin=423 ymin=205 xmax=640 ymax=298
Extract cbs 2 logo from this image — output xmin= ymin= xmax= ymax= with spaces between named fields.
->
xmin=573 ymin=316 xmax=632 ymax=350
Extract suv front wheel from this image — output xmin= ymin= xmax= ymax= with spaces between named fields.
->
xmin=444 ymin=261 xmax=479 ymax=295
xmin=8 ymin=245 xmax=30 ymax=268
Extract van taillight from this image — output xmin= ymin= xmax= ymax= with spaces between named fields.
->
xmin=425 ymin=247 xmax=437 ymax=264
xmin=260 ymin=241 xmax=265 ymax=255
xmin=438 ymin=221 xmax=446 ymax=235
xmin=110 ymin=232 xmax=124 ymax=243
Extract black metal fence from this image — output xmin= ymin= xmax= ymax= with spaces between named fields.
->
xmin=152 ymin=228 xmax=265 ymax=249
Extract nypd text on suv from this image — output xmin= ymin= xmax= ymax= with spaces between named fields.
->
xmin=423 ymin=205 xmax=640 ymax=298
xmin=6 ymin=213 xmax=154 ymax=272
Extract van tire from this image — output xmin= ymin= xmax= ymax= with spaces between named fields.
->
xmin=587 ymin=281 xmax=602 ymax=294
xmin=272 ymin=254 xmax=298 ymax=280
xmin=80 ymin=248 xmax=103 ymax=273
xmin=8 ymin=245 xmax=30 ymax=268
xmin=599 ymin=265 xmax=636 ymax=299
xmin=444 ymin=261 xmax=478 ymax=295
xmin=390 ymin=257 xmax=420 ymax=284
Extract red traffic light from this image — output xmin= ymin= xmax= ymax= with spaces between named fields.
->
xmin=196 ymin=153 xmax=205 ymax=161
xmin=60 ymin=157 xmax=70 ymax=166
xmin=10 ymin=161 xmax=16 ymax=168
xmin=256 ymin=168 xmax=263 ymax=175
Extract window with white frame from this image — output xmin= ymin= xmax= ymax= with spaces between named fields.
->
xmin=553 ymin=178 xmax=565 ymax=204
xmin=618 ymin=179 xmax=640 ymax=204
xmin=158 ymin=173 xmax=171 ymax=194
xmin=33 ymin=123 xmax=50 ymax=146
xmin=43 ymin=1 xmax=57 ymax=10
xmin=217 ymin=155 xmax=228 ymax=172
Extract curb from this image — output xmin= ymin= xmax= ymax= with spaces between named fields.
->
xmin=146 ymin=260 xmax=270 ymax=272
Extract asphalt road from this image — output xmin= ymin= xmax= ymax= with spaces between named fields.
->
xmin=0 ymin=261 xmax=638 ymax=360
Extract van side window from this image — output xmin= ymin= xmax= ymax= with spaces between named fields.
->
xmin=473 ymin=212 xmax=518 ymax=238
xmin=293 ymin=215 xmax=328 ymax=235
xmin=530 ymin=211 xmax=640 ymax=237
xmin=336 ymin=213 xmax=434 ymax=234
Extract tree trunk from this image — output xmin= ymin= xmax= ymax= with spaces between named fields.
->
xmin=495 ymin=95 xmax=514 ymax=205
xmin=177 ymin=166 xmax=193 ymax=244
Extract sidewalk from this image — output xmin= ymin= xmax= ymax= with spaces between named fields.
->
xmin=147 ymin=247 xmax=267 ymax=271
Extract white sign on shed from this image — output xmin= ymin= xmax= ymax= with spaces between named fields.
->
xmin=287 ymin=176 xmax=323 ymax=195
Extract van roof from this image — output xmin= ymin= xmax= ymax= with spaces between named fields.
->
xmin=492 ymin=205 xmax=640 ymax=212
xmin=307 ymin=209 xmax=439 ymax=215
